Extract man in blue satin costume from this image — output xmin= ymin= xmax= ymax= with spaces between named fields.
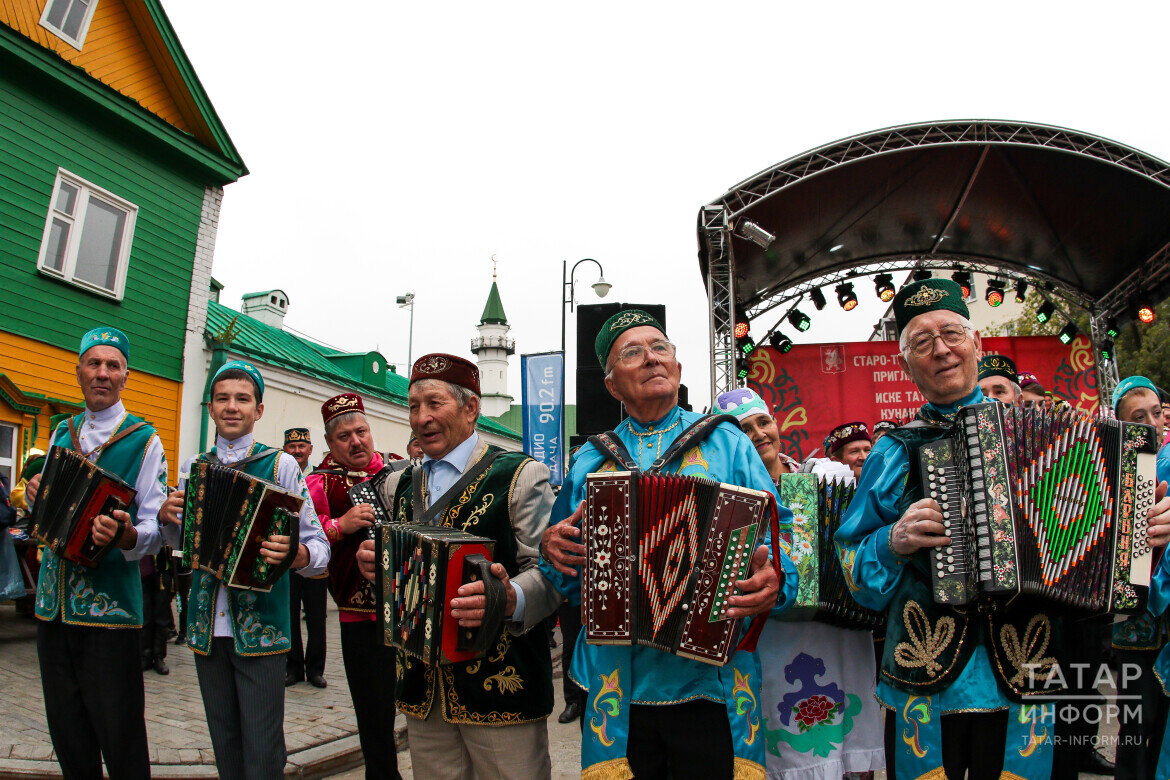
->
xmin=833 ymin=279 xmax=1170 ymax=779
xmin=536 ymin=309 xmax=798 ymax=780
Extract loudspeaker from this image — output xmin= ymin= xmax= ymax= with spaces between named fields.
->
xmin=575 ymin=303 xmax=667 ymax=436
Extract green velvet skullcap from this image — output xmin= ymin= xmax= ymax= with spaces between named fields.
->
xmin=594 ymin=309 xmax=667 ymax=368
xmin=79 ymin=326 xmax=129 ymax=361
xmin=211 ymin=360 xmax=265 ymax=401
xmin=978 ymin=354 xmax=1018 ymax=384
xmin=893 ymin=279 xmax=970 ymax=337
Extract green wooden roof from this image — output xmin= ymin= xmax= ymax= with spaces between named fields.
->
xmin=206 ymin=301 xmax=520 ymax=440
xmin=480 ymin=281 xmax=508 ymax=325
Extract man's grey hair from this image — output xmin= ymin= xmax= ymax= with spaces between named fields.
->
xmin=412 ymin=379 xmax=481 ymax=418
xmin=325 ymin=410 xmax=368 ymax=437
xmin=899 ymin=315 xmax=975 ymax=353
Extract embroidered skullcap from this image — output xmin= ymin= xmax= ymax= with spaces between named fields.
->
xmin=284 ymin=427 xmax=312 ymax=444
xmin=1017 ymin=371 xmax=1043 ymax=391
xmin=79 ymin=326 xmax=129 ymax=361
xmin=826 ymin=421 xmax=870 ymax=456
xmin=594 ymin=309 xmax=667 ymax=368
xmin=212 ymin=360 xmax=264 ymax=401
xmin=410 ymin=353 xmax=481 ymax=396
xmin=714 ymin=387 xmax=770 ymax=422
xmin=977 ymin=354 xmax=1018 ymax=384
xmin=893 ymin=279 xmax=969 ymax=337
xmin=1113 ymin=376 xmax=1160 ymax=413
xmin=872 ymin=420 xmax=898 ymax=434
xmin=321 ymin=394 xmax=365 ymax=426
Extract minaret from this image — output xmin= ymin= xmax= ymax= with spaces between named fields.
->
xmin=471 ymin=259 xmax=515 ymax=417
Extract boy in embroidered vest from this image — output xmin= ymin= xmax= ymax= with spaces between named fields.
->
xmin=834 ymin=281 xmax=1170 ymax=779
xmin=24 ymin=326 xmax=168 ymax=779
xmin=159 ymin=361 xmax=329 ymax=780
xmin=304 ymin=394 xmax=401 ymax=779
xmin=355 ymin=353 xmax=558 ymax=780
xmin=539 ymin=310 xmax=798 ymax=780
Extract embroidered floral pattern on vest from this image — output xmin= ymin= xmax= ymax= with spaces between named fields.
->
xmin=36 ymin=553 xmax=60 ymax=616
xmin=1000 ymin=615 xmax=1057 ymax=688
xmin=68 ymin=569 xmax=131 ymax=619
xmin=233 ymin=591 xmax=288 ymax=652
xmin=893 ymin=601 xmax=956 ymax=678
xmin=589 ymin=669 xmax=624 ymax=748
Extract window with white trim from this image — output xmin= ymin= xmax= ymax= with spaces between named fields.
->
xmin=0 ymin=424 xmax=16 ymax=485
xmin=37 ymin=170 xmax=137 ymax=300
xmin=39 ymin=0 xmax=99 ymax=49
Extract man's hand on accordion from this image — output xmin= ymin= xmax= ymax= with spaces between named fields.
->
xmin=356 ymin=539 xmax=377 ymax=582
xmin=260 ymin=534 xmax=308 ymax=569
xmin=724 ymin=545 xmax=780 ymax=618
xmin=1147 ymin=480 xmax=1170 ymax=549
xmin=91 ymin=510 xmax=136 ymax=549
xmin=542 ymin=500 xmax=586 ymax=576
xmin=25 ymin=474 xmax=41 ymax=504
xmin=339 ymin=504 xmax=375 ymax=536
xmin=890 ymin=498 xmax=951 ymax=556
xmin=451 ymin=562 xmax=516 ymax=626
xmin=159 ymin=490 xmax=185 ymax=526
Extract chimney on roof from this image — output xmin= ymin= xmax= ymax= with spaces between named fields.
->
xmin=240 ymin=290 xmax=289 ymax=328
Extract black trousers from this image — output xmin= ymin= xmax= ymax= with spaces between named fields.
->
xmin=627 ymin=700 xmax=735 ymax=780
xmin=139 ymin=570 xmax=171 ymax=663
xmin=1116 ymin=647 xmax=1170 ymax=780
xmin=340 ymin=620 xmax=401 ymax=779
xmin=884 ymin=708 xmax=1008 ymax=779
xmin=558 ymin=602 xmax=585 ymax=707
xmin=287 ymin=573 xmax=327 ymax=678
xmin=37 ymin=620 xmax=150 ymax=780
xmin=1051 ymin=619 xmax=1111 ymax=779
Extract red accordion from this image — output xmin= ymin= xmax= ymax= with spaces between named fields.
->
xmin=583 ymin=471 xmax=776 ymax=665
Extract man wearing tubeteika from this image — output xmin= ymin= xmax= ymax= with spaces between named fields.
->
xmin=25 ymin=326 xmax=167 ymax=779
xmin=977 ymin=354 xmax=1022 ymax=406
xmin=304 ymin=394 xmax=401 ymax=779
xmin=159 ymin=361 xmax=330 ymax=780
xmin=834 ymin=280 xmax=1170 ymax=779
xmin=539 ymin=309 xmax=797 ymax=780
xmin=355 ymin=353 xmax=557 ymax=780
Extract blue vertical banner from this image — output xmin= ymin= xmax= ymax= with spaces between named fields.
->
xmin=521 ymin=351 xmax=564 ymax=486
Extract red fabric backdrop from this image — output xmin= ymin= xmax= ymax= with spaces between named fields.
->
xmin=746 ymin=334 xmax=1098 ymax=460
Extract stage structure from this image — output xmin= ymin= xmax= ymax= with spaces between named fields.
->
xmin=698 ymin=120 xmax=1170 ymax=400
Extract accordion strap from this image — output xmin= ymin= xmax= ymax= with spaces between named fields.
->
xmin=67 ymin=417 xmax=147 ymax=459
xmin=202 ymin=447 xmax=279 ymax=470
xmin=587 ymin=413 xmax=741 ymax=474
xmin=412 ymin=450 xmax=504 ymax=527
xmin=585 ymin=432 xmax=637 ymax=471
xmin=733 ymin=493 xmax=783 ymax=656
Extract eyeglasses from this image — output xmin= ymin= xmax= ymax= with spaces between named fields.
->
xmin=614 ymin=340 xmax=676 ymax=367
xmin=902 ymin=325 xmax=972 ymax=357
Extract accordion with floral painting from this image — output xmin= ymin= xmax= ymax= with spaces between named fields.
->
xmin=918 ymin=402 xmax=1158 ymax=614
xmin=582 ymin=471 xmax=777 ymax=666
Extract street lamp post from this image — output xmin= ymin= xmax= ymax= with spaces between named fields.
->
xmin=560 ymin=259 xmax=611 ymax=469
xmin=396 ymin=293 xmax=415 ymax=370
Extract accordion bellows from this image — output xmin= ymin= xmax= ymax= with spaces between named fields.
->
xmin=583 ymin=471 xmax=772 ymax=666
xmin=30 ymin=447 xmax=136 ymax=568
xmin=375 ymin=524 xmax=505 ymax=665
xmin=919 ymin=402 xmax=1158 ymax=614
xmin=181 ymin=460 xmax=303 ymax=592
xmin=777 ymin=473 xmax=885 ymax=630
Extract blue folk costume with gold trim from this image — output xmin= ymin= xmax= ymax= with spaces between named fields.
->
xmin=540 ymin=405 xmax=799 ymax=780
xmin=1138 ymin=456 xmax=1170 ymax=777
xmin=833 ymin=387 xmax=1055 ymax=779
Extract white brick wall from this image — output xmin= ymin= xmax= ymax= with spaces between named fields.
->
xmin=177 ymin=185 xmax=223 ymax=459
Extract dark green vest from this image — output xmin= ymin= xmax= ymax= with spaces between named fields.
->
xmin=35 ymin=413 xmax=156 ymax=628
xmin=185 ymin=446 xmax=294 ymax=657
xmin=392 ymin=447 xmax=553 ymax=725
xmin=879 ymin=422 xmax=1064 ymax=701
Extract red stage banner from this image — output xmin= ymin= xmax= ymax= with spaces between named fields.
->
xmin=746 ymin=335 xmax=1098 ymax=460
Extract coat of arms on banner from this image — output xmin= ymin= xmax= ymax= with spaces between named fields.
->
xmin=820 ymin=345 xmax=845 ymax=374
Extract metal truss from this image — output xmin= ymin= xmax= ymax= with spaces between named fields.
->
xmin=1094 ymin=240 xmax=1170 ymax=320
xmin=701 ymin=205 xmax=737 ymax=402
xmin=1090 ymin=314 xmax=1121 ymax=402
xmin=710 ymin=120 xmax=1170 ymax=219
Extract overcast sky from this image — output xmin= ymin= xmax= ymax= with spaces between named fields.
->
xmin=163 ymin=1 xmax=1170 ymax=407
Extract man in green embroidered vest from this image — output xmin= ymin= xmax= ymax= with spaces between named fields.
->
xmin=25 ymin=326 xmax=168 ymax=779
xmin=977 ymin=353 xmax=1022 ymax=406
xmin=834 ymin=280 xmax=1170 ymax=779
xmin=538 ymin=310 xmax=798 ymax=780
xmin=355 ymin=352 xmax=558 ymax=780
xmin=159 ymin=361 xmax=329 ymax=780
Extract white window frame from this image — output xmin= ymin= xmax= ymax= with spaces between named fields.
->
xmin=36 ymin=168 xmax=137 ymax=301
xmin=38 ymin=0 xmax=99 ymax=50
xmin=0 ymin=423 xmax=16 ymax=486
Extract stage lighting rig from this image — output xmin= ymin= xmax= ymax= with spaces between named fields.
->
xmin=1058 ymin=322 xmax=1079 ymax=345
xmin=737 ymin=220 xmax=776 ymax=249
xmin=810 ymin=287 xmax=827 ymax=311
xmin=739 ymin=336 xmax=757 ymax=357
xmin=985 ymin=279 xmax=1006 ymax=308
xmin=1105 ymin=317 xmax=1120 ymax=339
xmin=768 ymin=331 xmax=793 ymax=353
xmin=952 ymin=271 xmax=973 ymax=299
xmin=734 ymin=320 xmax=750 ymax=339
xmin=874 ymin=274 xmax=895 ymax=302
xmin=836 ymin=283 xmax=858 ymax=311
xmin=1036 ymin=301 xmax=1056 ymax=324
xmin=1136 ymin=297 xmax=1158 ymax=324
xmin=1014 ymin=280 xmax=1028 ymax=303
xmin=788 ymin=309 xmax=812 ymax=332
xmin=1100 ymin=338 xmax=1115 ymax=362
xmin=912 ymin=269 xmax=933 ymax=282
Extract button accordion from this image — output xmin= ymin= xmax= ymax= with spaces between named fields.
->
xmin=375 ymin=523 xmax=506 ymax=665
xmin=777 ymin=473 xmax=885 ymax=630
xmin=181 ymin=459 xmax=304 ymax=591
xmin=582 ymin=471 xmax=776 ymax=666
xmin=918 ymin=402 xmax=1159 ymax=614
xmin=30 ymin=447 xmax=137 ymax=568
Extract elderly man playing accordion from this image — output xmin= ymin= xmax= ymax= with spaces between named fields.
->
xmin=835 ymin=279 xmax=1170 ymax=779
xmin=539 ymin=309 xmax=798 ymax=780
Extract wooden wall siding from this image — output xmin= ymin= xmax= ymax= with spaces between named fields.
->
xmin=0 ymin=70 xmax=205 ymax=382
xmin=0 ymin=331 xmax=181 ymax=468
xmin=0 ymin=0 xmax=195 ymax=135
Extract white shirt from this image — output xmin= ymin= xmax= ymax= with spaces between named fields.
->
xmin=170 ymin=432 xmax=329 ymax=638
